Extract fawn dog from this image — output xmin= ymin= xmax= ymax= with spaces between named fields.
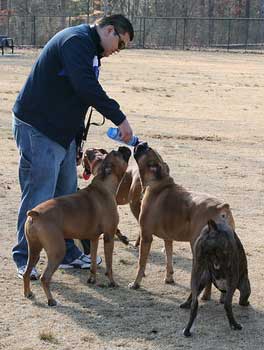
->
xmin=82 ymin=147 xmax=142 ymax=246
xmin=129 ymin=142 xmax=235 ymax=305
xmin=23 ymin=147 xmax=131 ymax=306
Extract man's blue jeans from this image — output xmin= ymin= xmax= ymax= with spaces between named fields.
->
xmin=12 ymin=115 xmax=83 ymax=268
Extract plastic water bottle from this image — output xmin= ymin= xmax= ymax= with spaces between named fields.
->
xmin=107 ymin=127 xmax=139 ymax=146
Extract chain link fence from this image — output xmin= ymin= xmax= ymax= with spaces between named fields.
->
xmin=0 ymin=14 xmax=264 ymax=51
xmin=134 ymin=16 xmax=264 ymax=51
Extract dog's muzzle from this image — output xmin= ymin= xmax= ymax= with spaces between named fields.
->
xmin=118 ymin=146 xmax=131 ymax=163
xmin=134 ymin=142 xmax=149 ymax=160
xmin=82 ymin=155 xmax=97 ymax=180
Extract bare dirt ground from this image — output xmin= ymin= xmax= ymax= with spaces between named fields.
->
xmin=0 ymin=48 xmax=263 ymax=350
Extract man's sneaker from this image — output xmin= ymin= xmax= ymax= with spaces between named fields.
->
xmin=17 ymin=265 xmax=40 ymax=280
xmin=59 ymin=253 xmax=102 ymax=270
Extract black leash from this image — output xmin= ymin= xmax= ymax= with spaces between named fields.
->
xmin=82 ymin=107 xmax=105 ymax=142
xmin=77 ymin=107 xmax=105 ymax=163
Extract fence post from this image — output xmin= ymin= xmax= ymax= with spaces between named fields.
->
xmin=142 ymin=16 xmax=146 ymax=48
xmin=139 ymin=17 xmax=142 ymax=47
xmin=208 ymin=17 xmax=214 ymax=47
xmin=68 ymin=16 xmax=71 ymax=27
xmin=32 ymin=16 xmax=36 ymax=46
xmin=21 ymin=17 xmax=25 ymax=46
xmin=227 ymin=18 xmax=231 ymax=51
xmin=174 ymin=18 xmax=178 ymax=49
xmin=183 ymin=17 xmax=187 ymax=50
xmin=7 ymin=14 xmax=10 ymax=36
xmin=87 ymin=0 xmax=90 ymax=23
xmin=245 ymin=17 xmax=249 ymax=51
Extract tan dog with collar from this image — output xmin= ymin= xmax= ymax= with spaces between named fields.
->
xmin=23 ymin=146 xmax=131 ymax=306
xmin=129 ymin=142 xmax=236 ymax=300
xmin=83 ymin=148 xmax=142 ymax=246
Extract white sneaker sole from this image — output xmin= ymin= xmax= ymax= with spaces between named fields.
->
xmin=59 ymin=257 xmax=102 ymax=270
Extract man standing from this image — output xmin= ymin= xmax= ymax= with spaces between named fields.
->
xmin=12 ymin=14 xmax=134 ymax=279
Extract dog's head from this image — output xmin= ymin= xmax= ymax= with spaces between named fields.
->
xmin=133 ymin=142 xmax=170 ymax=185
xmin=82 ymin=148 xmax=108 ymax=179
xmin=98 ymin=146 xmax=131 ymax=182
xmin=83 ymin=147 xmax=131 ymax=181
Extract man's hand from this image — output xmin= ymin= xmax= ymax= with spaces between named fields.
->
xmin=118 ymin=119 xmax=133 ymax=143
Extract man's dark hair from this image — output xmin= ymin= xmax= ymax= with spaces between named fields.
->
xmin=97 ymin=14 xmax=134 ymax=41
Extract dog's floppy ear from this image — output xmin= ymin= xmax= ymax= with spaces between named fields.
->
xmin=217 ymin=203 xmax=230 ymax=210
xmin=151 ymin=162 xmax=169 ymax=179
xmin=118 ymin=146 xmax=131 ymax=163
xmin=148 ymin=163 xmax=163 ymax=180
xmin=208 ymin=219 xmax=218 ymax=231
xmin=162 ymin=162 xmax=170 ymax=176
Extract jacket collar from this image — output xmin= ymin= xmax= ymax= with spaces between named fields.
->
xmin=90 ymin=25 xmax=104 ymax=62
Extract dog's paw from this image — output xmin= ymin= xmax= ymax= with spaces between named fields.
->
xmin=128 ymin=282 xmax=140 ymax=290
xmin=119 ymin=235 xmax=129 ymax=245
xmin=239 ymin=300 xmax=250 ymax=307
xmin=87 ymin=276 xmax=96 ymax=284
xmin=183 ymin=328 xmax=192 ymax=337
xmin=231 ymin=322 xmax=243 ymax=331
xmin=180 ymin=301 xmax=191 ymax=309
xmin=48 ymin=298 xmax=57 ymax=307
xmin=134 ymin=241 xmax=140 ymax=249
xmin=108 ymin=281 xmax=118 ymax=288
xmin=164 ymin=277 xmax=175 ymax=285
xmin=24 ymin=291 xmax=34 ymax=299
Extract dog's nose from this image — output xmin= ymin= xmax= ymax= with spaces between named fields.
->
xmin=134 ymin=141 xmax=149 ymax=158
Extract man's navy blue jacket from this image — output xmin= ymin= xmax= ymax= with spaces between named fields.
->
xmin=13 ymin=24 xmax=126 ymax=149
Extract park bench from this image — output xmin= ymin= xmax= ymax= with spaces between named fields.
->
xmin=0 ymin=35 xmax=14 ymax=55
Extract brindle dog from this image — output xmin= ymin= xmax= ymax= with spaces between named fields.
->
xmin=23 ymin=147 xmax=131 ymax=306
xmin=182 ymin=219 xmax=250 ymax=337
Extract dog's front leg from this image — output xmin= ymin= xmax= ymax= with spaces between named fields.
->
xmin=183 ymin=263 xmax=208 ymax=336
xmin=224 ymin=285 xmax=242 ymax=330
xmin=129 ymin=232 xmax=153 ymax=289
xmin=87 ymin=238 xmax=99 ymax=285
xmin=183 ymin=294 xmax=199 ymax=337
xmin=103 ymin=233 xmax=117 ymax=287
xmin=164 ymin=240 xmax=174 ymax=284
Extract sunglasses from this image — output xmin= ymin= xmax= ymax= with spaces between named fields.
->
xmin=114 ymin=29 xmax=126 ymax=50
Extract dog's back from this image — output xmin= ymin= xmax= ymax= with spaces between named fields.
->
xmin=196 ymin=222 xmax=241 ymax=291
xmin=183 ymin=220 xmax=251 ymax=336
